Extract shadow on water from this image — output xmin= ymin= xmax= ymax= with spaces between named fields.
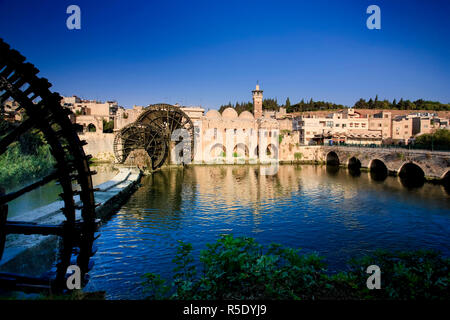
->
xmin=347 ymin=157 xmax=361 ymax=177
xmin=370 ymin=170 xmax=388 ymax=182
xmin=326 ymin=165 xmax=340 ymax=176
xmin=348 ymin=167 xmax=361 ymax=177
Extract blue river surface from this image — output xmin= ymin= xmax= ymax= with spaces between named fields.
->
xmin=84 ymin=165 xmax=450 ymax=299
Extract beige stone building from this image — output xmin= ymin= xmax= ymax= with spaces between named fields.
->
xmin=196 ymin=106 xmax=279 ymax=163
xmin=392 ymin=116 xmax=413 ymax=145
xmin=294 ymin=108 xmax=382 ymax=146
xmin=368 ymin=111 xmax=392 ymax=142
xmin=192 ymin=85 xmax=280 ymax=163
xmin=61 ymin=96 xmax=118 ymax=133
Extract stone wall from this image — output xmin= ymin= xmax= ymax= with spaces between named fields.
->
xmin=80 ymin=132 xmax=115 ymax=162
xmin=279 ymin=131 xmax=325 ymax=162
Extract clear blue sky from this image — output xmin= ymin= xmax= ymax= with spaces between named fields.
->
xmin=1 ymin=0 xmax=449 ymax=109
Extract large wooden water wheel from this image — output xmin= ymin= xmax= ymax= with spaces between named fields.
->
xmin=0 ymin=39 xmax=98 ymax=293
xmin=113 ymin=122 xmax=167 ymax=167
xmin=114 ymin=103 xmax=194 ymax=170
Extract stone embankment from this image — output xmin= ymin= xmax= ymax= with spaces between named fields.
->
xmin=0 ymin=168 xmax=142 ymax=276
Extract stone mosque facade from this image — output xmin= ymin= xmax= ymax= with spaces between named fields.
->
xmin=113 ymin=84 xmax=288 ymax=164
xmin=193 ymin=84 xmax=281 ymax=164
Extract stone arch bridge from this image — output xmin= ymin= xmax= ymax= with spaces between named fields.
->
xmin=322 ymin=146 xmax=450 ymax=181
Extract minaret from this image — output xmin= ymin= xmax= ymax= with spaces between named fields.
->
xmin=252 ymin=83 xmax=263 ymax=119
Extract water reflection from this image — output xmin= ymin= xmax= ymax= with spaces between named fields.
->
xmin=326 ymin=165 xmax=339 ymax=176
xmin=369 ymin=170 xmax=388 ymax=182
xmin=86 ymin=164 xmax=450 ymax=299
xmin=348 ymin=167 xmax=361 ymax=177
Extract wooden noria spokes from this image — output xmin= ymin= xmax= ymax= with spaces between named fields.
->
xmin=0 ymin=38 xmax=98 ymax=294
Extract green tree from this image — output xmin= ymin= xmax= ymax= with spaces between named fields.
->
xmin=102 ymin=119 xmax=114 ymax=133
xmin=414 ymin=129 xmax=450 ymax=150
xmin=354 ymin=98 xmax=368 ymax=109
xmin=262 ymin=98 xmax=279 ymax=111
xmin=0 ymin=119 xmax=55 ymax=189
xmin=285 ymin=97 xmax=291 ymax=109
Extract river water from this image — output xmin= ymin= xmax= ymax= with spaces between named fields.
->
xmin=7 ymin=164 xmax=118 ymax=218
xmin=83 ymin=164 xmax=450 ymax=299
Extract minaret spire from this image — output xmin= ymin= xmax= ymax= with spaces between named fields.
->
xmin=252 ymin=82 xmax=263 ymax=119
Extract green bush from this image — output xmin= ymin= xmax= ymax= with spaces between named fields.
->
xmin=348 ymin=250 xmax=450 ymax=300
xmin=102 ymin=119 xmax=114 ymax=133
xmin=294 ymin=152 xmax=303 ymax=160
xmin=142 ymin=235 xmax=450 ymax=300
xmin=0 ymin=124 xmax=55 ymax=189
xmin=396 ymin=152 xmax=405 ymax=160
xmin=414 ymin=129 xmax=450 ymax=150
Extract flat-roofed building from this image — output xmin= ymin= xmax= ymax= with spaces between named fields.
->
xmin=392 ymin=116 xmax=413 ymax=145
xmin=368 ymin=111 xmax=392 ymax=143
xmin=294 ymin=108 xmax=381 ymax=145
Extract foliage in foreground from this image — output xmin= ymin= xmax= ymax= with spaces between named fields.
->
xmin=143 ymin=235 xmax=450 ymax=300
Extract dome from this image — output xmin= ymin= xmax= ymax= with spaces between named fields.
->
xmin=205 ymin=109 xmax=222 ymax=119
xmin=238 ymin=111 xmax=254 ymax=120
xmin=221 ymin=107 xmax=238 ymax=119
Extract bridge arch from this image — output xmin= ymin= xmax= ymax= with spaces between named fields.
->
xmin=398 ymin=161 xmax=425 ymax=188
xmin=326 ymin=151 xmax=340 ymax=166
xmin=347 ymin=157 xmax=361 ymax=170
xmin=442 ymin=170 xmax=450 ymax=194
xmin=369 ymin=159 xmax=388 ymax=172
xmin=369 ymin=158 xmax=388 ymax=181
xmin=441 ymin=170 xmax=450 ymax=180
